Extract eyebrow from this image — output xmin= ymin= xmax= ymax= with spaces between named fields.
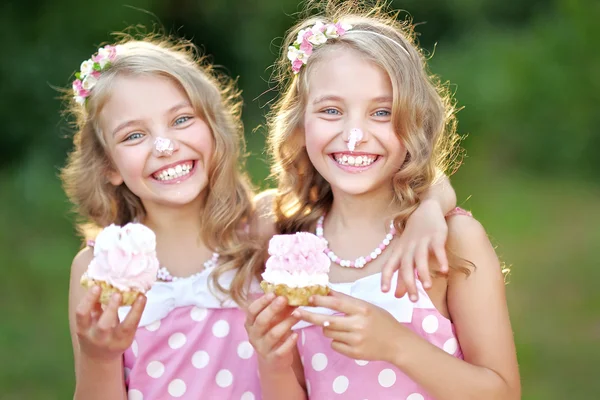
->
xmin=312 ymin=95 xmax=393 ymax=106
xmin=312 ymin=95 xmax=343 ymax=105
xmin=111 ymin=102 xmax=193 ymax=137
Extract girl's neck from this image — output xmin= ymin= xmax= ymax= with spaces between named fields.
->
xmin=327 ymin=187 xmax=399 ymax=230
xmin=142 ymin=199 xmax=204 ymax=242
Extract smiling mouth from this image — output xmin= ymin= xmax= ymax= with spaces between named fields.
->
xmin=152 ymin=161 xmax=195 ymax=181
xmin=332 ymin=153 xmax=379 ymax=167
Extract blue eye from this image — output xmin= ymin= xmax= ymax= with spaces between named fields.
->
xmin=373 ymin=110 xmax=391 ymax=117
xmin=125 ymin=132 xmax=144 ymax=141
xmin=322 ymin=108 xmax=341 ymax=115
xmin=175 ymin=116 xmax=192 ymax=125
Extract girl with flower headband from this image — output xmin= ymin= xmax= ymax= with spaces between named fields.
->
xmin=64 ymin=32 xmax=456 ymax=399
xmin=245 ymin=2 xmax=520 ymax=400
xmin=64 ymin=36 xmax=271 ymax=399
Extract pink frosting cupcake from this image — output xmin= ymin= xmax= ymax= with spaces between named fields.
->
xmin=261 ymin=232 xmax=330 ymax=306
xmin=81 ymin=223 xmax=159 ymax=305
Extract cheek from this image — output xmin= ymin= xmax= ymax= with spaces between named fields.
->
xmin=189 ymin=121 xmax=214 ymax=158
xmin=304 ymin=117 xmax=332 ymax=155
xmin=112 ymin=148 xmax=147 ymax=179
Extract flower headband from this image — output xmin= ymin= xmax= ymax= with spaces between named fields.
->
xmin=72 ymin=44 xmax=122 ymax=105
xmin=287 ymin=21 xmax=353 ymax=74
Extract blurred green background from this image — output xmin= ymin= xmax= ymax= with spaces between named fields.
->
xmin=1 ymin=0 xmax=598 ymax=398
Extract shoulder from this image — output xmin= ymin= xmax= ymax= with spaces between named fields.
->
xmin=445 ymin=212 xmax=504 ymax=284
xmin=249 ymin=189 xmax=277 ymax=241
xmin=71 ymin=245 xmax=94 ymax=280
xmin=446 ymin=212 xmax=489 ymax=250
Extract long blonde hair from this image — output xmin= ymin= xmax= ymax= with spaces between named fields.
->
xmin=268 ymin=1 xmax=466 ymax=274
xmin=61 ymin=34 xmax=263 ymax=304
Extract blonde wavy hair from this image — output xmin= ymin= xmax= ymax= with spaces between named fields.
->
xmin=61 ymin=34 xmax=264 ymax=304
xmin=268 ymin=1 xmax=467 ymax=274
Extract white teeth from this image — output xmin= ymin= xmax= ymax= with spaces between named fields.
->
xmin=154 ymin=162 xmax=194 ymax=181
xmin=333 ymin=154 xmax=376 ymax=167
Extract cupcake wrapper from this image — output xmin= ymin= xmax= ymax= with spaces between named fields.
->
xmin=260 ymin=281 xmax=329 ymax=306
xmin=81 ymin=276 xmax=141 ymax=306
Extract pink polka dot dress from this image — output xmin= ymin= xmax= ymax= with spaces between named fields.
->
xmin=117 ymin=267 xmax=261 ymax=400
xmin=294 ymin=272 xmax=463 ymax=400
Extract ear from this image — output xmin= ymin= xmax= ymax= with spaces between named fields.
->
xmin=107 ymin=168 xmax=123 ymax=186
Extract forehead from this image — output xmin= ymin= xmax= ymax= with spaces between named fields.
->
xmin=306 ymin=47 xmax=392 ymax=100
xmin=98 ymin=74 xmax=190 ymax=129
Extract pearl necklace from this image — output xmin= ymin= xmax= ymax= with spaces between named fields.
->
xmin=316 ymin=215 xmax=396 ymax=268
xmin=157 ymin=252 xmax=220 ymax=282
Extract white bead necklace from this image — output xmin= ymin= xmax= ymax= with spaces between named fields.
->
xmin=316 ymin=214 xmax=397 ymax=268
xmin=157 ymin=252 xmax=220 ymax=282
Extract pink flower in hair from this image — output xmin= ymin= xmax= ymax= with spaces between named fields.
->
xmin=287 ymin=21 xmax=353 ymax=74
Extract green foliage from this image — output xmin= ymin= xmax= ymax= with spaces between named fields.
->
xmin=0 ymin=0 xmax=598 ymax=398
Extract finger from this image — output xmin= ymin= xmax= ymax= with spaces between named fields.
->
xmin=96 ymin=293 xmax=121 ymax=332
xmin=115 ymin=294 xmax=146 ymax=340
xmin=322 ymin=328 xmax=355 ymax=343
xmin=274 ymin=332 xmax=298 ymax=358
xmin=309 ymin=290 xmax=364 ymax=315
xmin=398 ymin=244 xmax=418 ymax=301
xmin=245 ymin=293 xmax=276 ymax=325
xmin=414 ymin=241 xmax=432 ymax=290
xmin=292 ymin=309 xmax=349 ymax=331
xmin=432 ymin=235 xmax=449 ymax=273
xmin=263 ymin=315 xmax=300 ymax=350
xmin=330 ymin=340 xmax=356 ymax=359
xmin=253 ymin=297 xmax=295 ymax=336
xmin=75 ymin=286 xmax=101 ymax=331
xmin=380 ymin=246 xmax=403 ymax=292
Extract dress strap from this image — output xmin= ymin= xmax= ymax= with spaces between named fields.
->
xmin=446 ymin=207 xmax=473 ymax=217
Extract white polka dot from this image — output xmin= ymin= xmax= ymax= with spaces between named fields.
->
xmin=128 ymin=389 xmax=143 ymax=400
xmin=306 ymin=380 xmax=311 ymax=396
xmin=332 ymin=375 xmax=349 ymax=394
xmin=216 ymin=369 xmax=233 ymax=387
xmin=190 ymin=306 xmax=208 ymax=321
xmin=422 ymin=315 xmax=439 ymax=334
xmin=311 ymin=353 xmax=328 ymax=371
xmin=355 ymin=359 xmax=369 ymax=366
xmin=302 ymin=330 xmax=306 ymax=345
xmin=237 ymin=341 xmax=254 ymax=359
xmin=240 ymin=392 xmax=255 ymax=400
xmin=124 ymin=367 xmax=131 ymax=380
xmin=131 ymin=340 xmax=138 ymax=357
xmin=212 ymin=320 xmax=230 ymax=338
xmin=192 ymin=351 xmax=210 ymax=369
xmin=145 ymin=320 xmax=161 ymax=332
xmin=407 ymin=394 xmax=425 ymax=400
xmin=378 ymin=369 xmax=396 ymax=388
xmin=168 ymin=332 xmax=187 ymax=349
xmin=168 ymin=379 xmax=186 ymax=397
xmin=146 ymin=361 xmax=165 ymax=378
xmin=443 ymin=337 xmax=458 ymax=354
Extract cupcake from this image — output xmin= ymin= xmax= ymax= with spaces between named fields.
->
xmin=81 ymin=223 xmax=159 ymax=305
xmin=260 ymin=232 xmax=330 ymax=306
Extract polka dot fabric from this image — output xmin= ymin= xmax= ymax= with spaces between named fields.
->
xmin=296 ymin=278 xmax=463 ymax=399
xmin=123 ymin=306 xmax=260 ymax=399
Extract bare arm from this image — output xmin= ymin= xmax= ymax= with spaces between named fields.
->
xmin=389 ymin=216 xmax=520 ymax=399
xmin=381 ymin=174 xmax=457 ymax=298
xmin=421 ymin=173 xmax=457 ymax=215
xmin=258 ymin=346 xmax=307 ymax=400
xmin=69 ymin=248 xmax=130 ymax=400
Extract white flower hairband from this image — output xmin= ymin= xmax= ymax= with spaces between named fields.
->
xmin=72 ymin=45 xmax=123 ymax=105
xmin=287 ymin=21 xmax=353 ymax=74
